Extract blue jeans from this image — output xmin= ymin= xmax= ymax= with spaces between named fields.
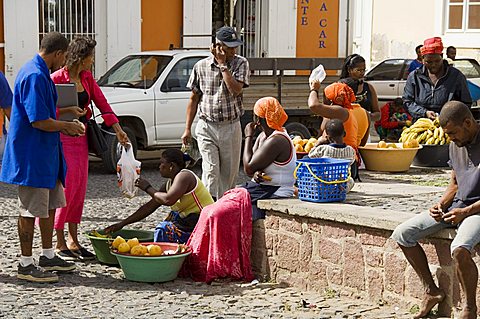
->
xmin=154 ymin=211 xmax=192 ymax=244
xmin=391 ymin=207 xmax=480 ymax=254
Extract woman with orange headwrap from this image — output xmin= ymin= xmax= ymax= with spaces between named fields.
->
xmin=242 ymin=97 xmax=296 ymax=220
xmin=309 ymin=81 xmax=368 ymax=182
xmin=177 ymin=99 xmax=293 ymax=284
xmin=309 ymin=81 xmax=362 ymax=150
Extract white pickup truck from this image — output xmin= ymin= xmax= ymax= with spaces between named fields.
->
xmin=96 ymin=51 xmax=337 ymax=172
xmin=96 ymin=50 xmax=210 ymax=172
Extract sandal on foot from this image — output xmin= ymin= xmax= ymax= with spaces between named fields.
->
xmin=56 ymin=249 xmax=79 ymax=261
xmin=71 ymin=247 xmax=96 ymax=261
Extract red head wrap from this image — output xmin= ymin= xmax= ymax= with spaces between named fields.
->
xmin=420 ymin=37 xmax=444 ymax=56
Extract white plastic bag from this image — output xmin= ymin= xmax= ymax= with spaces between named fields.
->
xmin=309 ymin=64 xmax=327 ymax=84
xmin=116 ymin=144 xmax=141 ymax=199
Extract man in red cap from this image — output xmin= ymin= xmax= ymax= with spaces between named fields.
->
xmin=403 ymin=37 xmax=471 ymax=121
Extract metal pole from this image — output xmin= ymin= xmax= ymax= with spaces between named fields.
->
xmin=345 ymin=0 xmax=350 ymax=58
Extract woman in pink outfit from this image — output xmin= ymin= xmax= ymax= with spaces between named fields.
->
xmin=183 ymin=187 xmax=255 ymax=283
xmin=51 ymin=36 xmax=129 ymax=260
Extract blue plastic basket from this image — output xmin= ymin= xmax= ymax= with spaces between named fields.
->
xmin=467 ymin=80 xmax=480 ymax=101
xmin=294 ymin=158 xmax=351 ymax=203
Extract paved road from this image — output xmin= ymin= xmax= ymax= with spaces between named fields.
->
xmin=0 ymin=156 xmax=449 ymax=318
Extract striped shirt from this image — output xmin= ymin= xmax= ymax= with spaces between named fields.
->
xmin=308 ymin=143 xmax=356 ymax=165
xmin=187 ymin=55 xmax=250 ymax=122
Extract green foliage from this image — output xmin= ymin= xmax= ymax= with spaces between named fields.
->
xmin=324 ymin=287 xmax=338 ymax=299
xmin=409 ymin=304 xmax=420 ymax=314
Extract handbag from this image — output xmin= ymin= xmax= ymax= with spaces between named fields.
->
xmin=86 ymin=103 xmax=113 ymax=156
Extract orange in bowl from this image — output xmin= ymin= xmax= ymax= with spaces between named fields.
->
xmin=403 ymin=139 xmax=419 ymax=149
xmin=377 ymin=141 xmax=387 ymax=148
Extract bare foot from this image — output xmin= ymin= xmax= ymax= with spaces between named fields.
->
xmin=414 ymin=290 xmax=445 ymax=319
xmin=68 ymin=245 xmax=81 ymax=251
xmin=459 ymin=306 xmax=477 ymax=319
xmin=67 ymin=242 xmax=82 ymax=251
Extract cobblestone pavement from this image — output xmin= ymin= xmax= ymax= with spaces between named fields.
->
xmin=0 ymin=156 xmax=451 ymax=318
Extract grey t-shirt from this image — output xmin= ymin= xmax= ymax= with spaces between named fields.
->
xmin=449 ymin=131 xmax=480 ymax=207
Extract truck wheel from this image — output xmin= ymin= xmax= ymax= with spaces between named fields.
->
xmin=102 ymin=127 xmax=138 ymax=173
xmin=285 ymin=123 xmax=311 ymax=139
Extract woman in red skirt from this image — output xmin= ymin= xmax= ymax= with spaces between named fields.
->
xmin=51 ymin=36 xmax=129 ymax=260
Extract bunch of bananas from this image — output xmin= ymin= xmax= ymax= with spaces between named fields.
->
xmin=399 ymin=118 xmax=450 ymax=145
xmin=90 ymin=229 xmax=111 ymax=238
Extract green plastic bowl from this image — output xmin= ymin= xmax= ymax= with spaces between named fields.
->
xmin=112 ymin=242 xmax=191 ymax=283
xmin=85 ymin=229 xmax=154 ymax=265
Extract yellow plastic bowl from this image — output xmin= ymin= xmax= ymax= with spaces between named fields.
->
xmin=359 ymin=143 xmax=422 ymax=172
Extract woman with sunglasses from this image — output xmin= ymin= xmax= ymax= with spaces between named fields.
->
xmin=340 ymin=54 xmax=380 ymax=122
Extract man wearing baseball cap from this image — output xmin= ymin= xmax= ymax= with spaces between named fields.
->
xmin=182 ymin=26 xmax=250 ymax=200
xmin=403 ymin=37 xmax=471 ymax=122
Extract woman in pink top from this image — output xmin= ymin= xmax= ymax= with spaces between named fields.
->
xmin=51 ymin=36 xmax=129 ymax=260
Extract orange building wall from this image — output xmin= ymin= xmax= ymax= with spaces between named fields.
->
xmin=296 ymin=0 xmax=339 ymax=58
xmin=0 ymin=0 xmax=4 ymax=72
xmin=141 ymin=0 xmax=183 ymax=51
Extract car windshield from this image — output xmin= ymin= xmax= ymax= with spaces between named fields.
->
xmin=97 ymin=55 xmax=172 ymax=89
xmin=452 ymin=60 xmax=480 ymax=79
xmin=366 ymin=59 xmax=406 ymax=80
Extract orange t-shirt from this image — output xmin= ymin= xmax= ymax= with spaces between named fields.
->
xmin=351 ymin=103 xmax=369 ymax=145
xmin=343 ymin=108 xmax=359 ymax=149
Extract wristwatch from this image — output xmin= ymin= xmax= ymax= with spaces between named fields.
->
xmin=219 ymin=65 xmax=228 ymax=73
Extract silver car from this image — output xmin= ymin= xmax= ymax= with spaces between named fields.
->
xmin=365 ymin=58 xmax=480 ymax=106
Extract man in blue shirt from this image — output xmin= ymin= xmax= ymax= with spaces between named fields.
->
xmin=0 ymin=32 xmax=85 ymax=283
xmin=407 ymin=44 xmax=423 ymax=74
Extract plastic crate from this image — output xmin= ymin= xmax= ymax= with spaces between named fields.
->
xmin=294 ymin=158 xmax=351 ymax=203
